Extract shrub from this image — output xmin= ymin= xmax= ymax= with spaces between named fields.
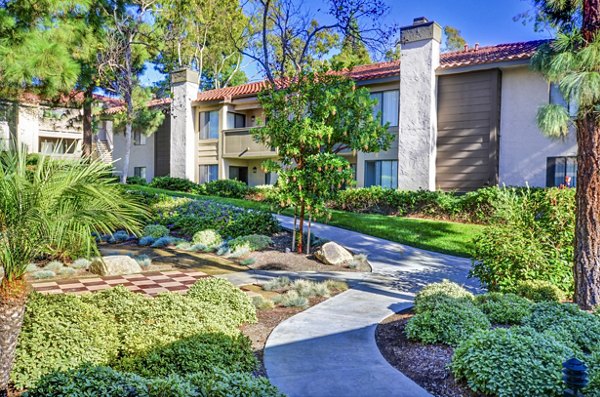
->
xmin=252 ymin=295 xmax=275 ymax=310
xmin=186 ymin=278 xmax=257 ymax=326
xmin=143 ymin=224 xmax=170 ymax=239
xmin=138 ymin=236 xmax=156 ymax=246
xmin=291 ymin=279 xmax=330 ymax=298
xmin=149 ymin=176 xmax=199 ymax=193
xmin=58 ymin=267 xmax=76 ymax=276
xmin=523 ymin=302 xmax=600 ymax=353
xmin=44 ymin=260 xmax=64 ymax=273
xmin=31 ymin=270 xmax=56 ymax=279
xmin=475 ymin=292 xmax=533 ymax=325
xmin=262 ymin=276 xmax=292 ymax=291
xmin=26 ymin=263 xmax=39 ymax=272
xmin=126 ymin=176 xmax=147 ymax=185
xmin=12 ymin=293 xmax=120 ymax=389
xmin=203 ymin=179 xmax=249 ymax=198
xmin=151 ymin=236 xmax=173 ymax=248
xmin=471 ymin=187 xmax=574 ymax=295
xmin=110 ymin=230 xmax=131 ymax=243
xmin=116 ymin=333 xmax=257 ymax=378
xmin=405 ymin=301 xmax=490 ymax=346
xmin=228 ymin=234 xmax=272 ymax=252
xmin=451 ymin=327 xmax=574 ymax=397
xmin=135 ymin=254 xmax=152 ymax=268
xmin=515 ymin=279 xmax=566 ymax=302
xmin=325 ymin=280 xmax=349 ymax=292
xmin=348 ymin=254 xmax=370 ymax=271
xmin=186 ymin=369 xmax=284 ymax=397
xmin=192 ymin=229 xmax=222 ymax=249
xmin=71 ymin=258 xmax=91 ymax=269
xmin=240 ymin=258 xmax=256 ymax=266
xmin=413 ymin=280 xmax=474 ymax=313
xmin=273 ymin=290 xmax=309 ymax=308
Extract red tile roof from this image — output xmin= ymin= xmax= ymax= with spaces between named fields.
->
xmin=103 ymin=97 xmax=172 ymax=115
xmin=195 ymin=39 xmax=549 ymax=103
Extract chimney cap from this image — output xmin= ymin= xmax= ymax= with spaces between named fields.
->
xmin=413 ymin=16 xmax=429 ymax=25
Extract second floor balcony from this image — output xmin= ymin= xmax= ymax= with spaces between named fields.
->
xmin=222 ymin=127 xmax=277 ymax=159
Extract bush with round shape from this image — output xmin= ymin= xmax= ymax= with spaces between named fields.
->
xmin=44 ymin=260 xmax=64 ymax=273
xmin=262 ymin=276 xmax=292 ymax=291
xmin=143 ymin=224 xmax=170 ymax=239
xmin=26 ymin=263 xmax=39 ymax=273
xmin=58 ymin=267 xmax=76 ymax=276
xmin=116 ymin=333 xmax=257 ymax=378
xmin=291 ymin=279 xmax=330 ymax=298
xmin=202 ymin=179 xmax=249 ymax=198
xmin=523 ymin=302 xmax=600 ymax=353
xmin=138 ymin=235 xmax=156 ymax=246
xmin=110 ymin=230 xmax=131 ymax=243
xmin=71 ymin=258 xmax=91 ymax=269
xmin=186 ymin=369 xmax=285 ymax=397
xmin=12 ymin=293 xmax=120 ymax=389
xmin=475 ymin=292 xmax=533 ymax=325
xmin=405 ymin=302 xmax=490 ymax=346
xmin=31 ymin=270 xmax=56 ymax=279
xmin=272 ymin=290 xmax=309 ymax=308
xmin=149 ymin=176 xmax=199 ymax=193
xmin=150 ymin=236 xmax=173 ymax=248
xmin=135 ymin=255 xmax=152 ymax=268
xmin=126 ymin=176 xmax=147 ymax=186
xmin=413 ymin=279 xmax=474 ymax=313
xmin=252 ymin=295 xmax=275 ymax=310
xmin=451 ymin=327 xmax=575 ymax=397
xmin=192 ymin=229 xmax=222 ymax=250
xmin=515 ymin=279 xmax=566 ymax=302
xmin=228 ymin=234 xmax=272 ymax=253
xmin=186 ymin=278 xmax=256 ymax=326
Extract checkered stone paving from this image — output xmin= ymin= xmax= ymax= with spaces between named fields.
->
xmin=31 ymin=270 xmax=210 ymax=296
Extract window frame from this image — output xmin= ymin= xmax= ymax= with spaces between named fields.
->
xmin=370 ymin=90 xmax=399 ymax=127
xmin=546 ymin=156 xmax=577 ymax=187
xmin=364 ymin=160 xmax=398 ymax=189
xmin=133 ymin=131 xmax=147 ymax=146
xmin=200 ymin=111 xmax=220 ymax=140
xmin=133 ymin=166 xmax=147 ymax=179
xmin=199 ymin=164 xmax=218 ymax=184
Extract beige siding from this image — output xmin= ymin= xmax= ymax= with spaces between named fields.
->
xmin=436 ymin=70 xmax=501 ymax=191
xmin=154 ymin=116 xmax=171 ymax=177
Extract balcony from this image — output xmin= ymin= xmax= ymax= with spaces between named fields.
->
xmin=222 ymin=127 xmax=277 ymax=159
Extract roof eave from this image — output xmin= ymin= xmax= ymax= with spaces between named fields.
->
xmin=436 ymin=58 xmax=532 ymax=75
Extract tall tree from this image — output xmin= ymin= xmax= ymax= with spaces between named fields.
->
xmin=97 ymin=0 xmax=162 ymax=183
xmin=532 ymin=0 xmax=600 ymax=309
xmin=443 ymin=25 xmax=467 ymax=52
xmin=239 ymin=0 xmax=395 ymax=82
xmin=154 ymin=0 xmax=248 ymax=90
xmin=0 ymin=150 xmax=144 ymax=396
xmin=330 ymin=17 xmax=372 ymax=68
xmin=255 ymin=71 xmax=392 ymax=252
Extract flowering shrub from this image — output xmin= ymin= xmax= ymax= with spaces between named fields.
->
xmin=152 ymin=197 xmax=279 ymax=238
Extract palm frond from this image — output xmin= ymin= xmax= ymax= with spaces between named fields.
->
xmin=537 ymin=104 xmax=572 ymax=139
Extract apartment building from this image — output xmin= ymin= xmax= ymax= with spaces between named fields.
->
xmin=111 ymin=17 xmax=577 ymax=191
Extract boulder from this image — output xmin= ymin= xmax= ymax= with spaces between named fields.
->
xmin=89 ymin=256 xmax=142 ymax=276
xmin=314 ymin=242 xmax=353 ymax=266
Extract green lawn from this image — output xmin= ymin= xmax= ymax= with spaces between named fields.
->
xmin=128 ymin=185 xmax=485 ymax=258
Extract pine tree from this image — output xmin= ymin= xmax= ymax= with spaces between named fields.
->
xmin=331 ymin=18 xmax=372 ymax=68
xmin=532 ymin=0 xmax=600 ymax=309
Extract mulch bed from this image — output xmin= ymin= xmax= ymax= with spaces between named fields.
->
xmin=375 ymin=311 xmax=478 ymax=397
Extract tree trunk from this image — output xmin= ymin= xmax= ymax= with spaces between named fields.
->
xmin=82 ymin=86 xmax=94 ymax=158
xmin=0 ymin=279 xmax=28 ymax=396
xmin=297 ymin=202 xmax=305 ymax=253
xmin=574 ymin=115 xmax=600 ymax=309
xmin=583 ymin=0 xmax=600 ymax=42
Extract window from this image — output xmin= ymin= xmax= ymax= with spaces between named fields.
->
xmin=264 ymin=172 xmax=272 ymax=185
xmin=550 ymin=83 xmax=578 ymax=118
xmin=134 ymin=166 xmax=147 ymax=179
xmin=200 ymin=111 xmax=219 ymax=139
xmin=199 ymin=164 xmax=218 ymax=183
xmin=365 ymin=160 xmax=398 ymax=189
xmin=370 ymin=90 xmax=399 ymax=127
xmin=547 ymin=156 xmax=577 ymax=187
xmin=226 ymin=112 xmax=246 ymax=129
xmin=133 ymin=131 xmax=147 ymax=145
xmin=39 ymin=137 xmax=78 ymax=154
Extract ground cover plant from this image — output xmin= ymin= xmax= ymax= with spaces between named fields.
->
xmin=11 ymin=278 xmax=280 ymax=396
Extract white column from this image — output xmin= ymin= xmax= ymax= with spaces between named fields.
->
xmin=170 ymin=68 xmax=199 ymax=181
xmin=398 ymin=17 xmax=441 ymax=191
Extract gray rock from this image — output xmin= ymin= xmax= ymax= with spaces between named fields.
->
xmin=314 ymin=242 xmax=353 ymax=266
xmin=89 ymin=255 xmax=142 ymax=276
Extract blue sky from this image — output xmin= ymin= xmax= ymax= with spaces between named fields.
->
xmin=140 ymin=0 xmax=550 ymax=87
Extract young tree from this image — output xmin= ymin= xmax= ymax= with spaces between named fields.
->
xmin=532 ymin=0 xmax=600 ymax=309
xmin=97 ymin=0 xmax=162 ymax=183
xmin=255 ymin=71 xmax=392 ymax=252
xmin=443 ymin=25 xmax=467 ymax=52
xmin=153 ymin=0 xmax=248 ymax=90
xmin=330 ymin=17 xmax=372 ymax=68
xmin=0 ymin=150 xmax=144 ymax=396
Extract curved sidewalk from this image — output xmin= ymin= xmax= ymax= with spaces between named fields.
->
xmin=263 ymin=215 xmax=478 ymax=397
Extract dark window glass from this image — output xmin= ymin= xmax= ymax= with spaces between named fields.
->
xmin=547 ymin=156 xmax=576 ymax=187
xmin=364 ymin=160 xmax=398 ymax=189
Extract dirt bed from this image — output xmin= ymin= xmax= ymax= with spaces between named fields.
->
xmin=375 ymin=311 xmax=477 ymax=397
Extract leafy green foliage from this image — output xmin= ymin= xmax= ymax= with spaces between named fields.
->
xmin=201 ymin=179 xmax=249 ymax=198
xmin=475 ymin=293 xmax=533 ymax=325
xmin=143 ymin=224 xmax=170 ymax=239
xmin=451 ymin=327 xmax=574 ymax=397
xmin=471 ymin=187 xmax=575 ymax=295
xmin=405 ymin=302 xmax=490 ymax=346
xmin=150 ymin=176 xmax=200 ymax=193
xmin=192 ymin=229 xmax=223 ymax=249
xmin=413 ymin=280 xmax=474 ymax=313
xmin=127 ymin=176 xmax=148 ymax=185
xmin=12 ymin=293 xmax=120 ymax=389
xmin=229 ymin=234 xmax=272 ymax=252
xmin=185 ymin=369 xmax=284 ymax=397
xmin=523 ymin=302 xmax=600 ymax=353
xmin=515 ymin=279 xmax=567 ymax=302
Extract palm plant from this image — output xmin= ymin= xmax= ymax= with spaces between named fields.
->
xmin=0 ymin=150 xmax=146 ymax=395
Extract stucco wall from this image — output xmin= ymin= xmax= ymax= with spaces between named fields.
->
xmin=113 ymin=132 xmax=156 ymax=182
xmin=499 ymin=67 xmax=576 ymax=187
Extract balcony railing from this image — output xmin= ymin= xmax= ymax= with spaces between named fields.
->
xmin=222 ymin=127 xmax=277 ymax=158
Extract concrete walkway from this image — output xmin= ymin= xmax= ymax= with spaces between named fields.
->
xmin=260 ymin=215 xmax=479 ymax=397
